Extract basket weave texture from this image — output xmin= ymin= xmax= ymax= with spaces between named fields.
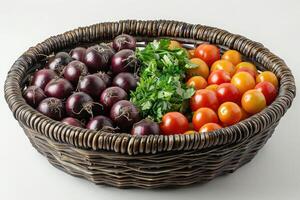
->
xmin=4 ymin=20 xmax=296 ymax=188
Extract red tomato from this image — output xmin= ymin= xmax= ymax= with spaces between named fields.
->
xmin=192 ymin=108 xmax=218 ymax=130
xmin=218 ymin=102 xmax=242 ymax=125
xmin=199 ymin=123 xmax=222 ymax=133
xmin=255 ymin=81 xmax=278 ymax=105
xmin=160 ymin=112 xmax=189 ymax=135
xmin=208 ymin=70 xmax=231 ymax=85
xmin=190 ymin=89 xmax=219 ymax=111
xmin=194 ymin=44 xmax=220 ymax=66
xmin=216 ymin=83 xmax=241 ymax=104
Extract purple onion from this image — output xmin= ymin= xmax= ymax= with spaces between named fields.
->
xmin=44 ymin=78 xmax=74 ymax=99
xmin=37 ymin=97 xmax=65 ymax=120
xmin=23 ymin=86 xmax=46 ymax=108
xmin=86 ymin=115 xmax=113 ymax=130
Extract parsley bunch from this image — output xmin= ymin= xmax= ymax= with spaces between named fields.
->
xmin=130 ymin=39 xmax=195 ymax=122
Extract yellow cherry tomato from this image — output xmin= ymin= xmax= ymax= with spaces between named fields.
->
xmin=206 ymin=84 xmax=219 ymax=92
xmin=218 ymin=102 xmax=242 ymax=125
xmin=184 ymin=130 xmax=196 ymax=135
xmin=231 ymin=72 xmax=256 ymax=94
xmin=169 ymin=40 xmax=182 ymax=50
xmin=256 ymin=71 xmax=278 ymax=88
xmin=242 ymin=89 xmax=266 ymax=114
xmin=221 ymin=50 xmax=242 ymax=66
xmin=187 ymin=58 xmax=210 ymax=79
xmin=187 ymin=76 xmax=208 ymax=90
xmin=188 ymin=49 xmax=195 ymax=58
xmin=211 ymin=60 xmax=235 ymax=77
xmin=235 ymin=62 xmax=257 ymax=73
xmin=184 ymin=49 xmax=192 ymax=59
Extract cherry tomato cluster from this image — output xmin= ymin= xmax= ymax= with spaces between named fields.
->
xmin=160 ymin=43 xmax=278 ymax=135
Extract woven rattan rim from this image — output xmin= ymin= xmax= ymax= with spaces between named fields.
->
xmin=4 ymin=20 xmax=296 ymax=155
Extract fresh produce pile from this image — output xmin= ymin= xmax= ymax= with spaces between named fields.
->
xmin=23 ymin=34 xmax=278 ymax=136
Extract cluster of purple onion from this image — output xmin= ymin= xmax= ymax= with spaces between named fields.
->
xmin=23 ymin=34 xmax=159 ymax=135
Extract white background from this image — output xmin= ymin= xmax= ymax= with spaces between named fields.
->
xmin=0 ymin=0 xmax=299 ymax=199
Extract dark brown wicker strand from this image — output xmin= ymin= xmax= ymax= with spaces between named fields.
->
xmin=4 ymin=20 xmax=296 ymax=188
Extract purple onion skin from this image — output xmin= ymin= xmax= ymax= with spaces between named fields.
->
xmin=32 ymin=69 xmax=57 ymax=90
xmin=84 ymin=47 xmax=107 ymax=73
xmin=110 ymin=49 xmax=136 ymax=74
xmin=37 ymin=97 xmax=65 ymax=120
xmin=44 ymin=78 xmax=74 ymax=99
xmin=23 ymin=86 xmax=46 ymax=108
xmin=63 ymin=61 xmax=88 ymax=85
xmin=65 ymin=92 xmax=101 ymax=119
xmin=110 ymin=100 xmax=140 ymax=131
xmin=100 ymin=86 xmax=128 ymax=111
xmin=131 ymin=119 xmax=160 ymax=136
xmin=46 ymin=52 xmax=73 ymax=73
xmin=95 ymin=72 xmax=112 ymax=87
xmin=61 ymin=117 xmax=83 ymax=128
xmin=78 ymin=75 xmax=106 ymax=99
xmin=112 ymin=72 xmax=138 ymax=93
xmin=70 ymin=47 xmax=86 ymax=62
xmin=86 ymin=116 xmax=113 ymax=131
xmin=94 ymin=44 xmax=115 ymax=61
xmin=112 ymin=34 xmax=136 ymax=51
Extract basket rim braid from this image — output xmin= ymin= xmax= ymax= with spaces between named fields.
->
xmin=4 ymin=20 xmax=296 ymax=156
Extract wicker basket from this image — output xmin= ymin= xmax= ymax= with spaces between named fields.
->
xmin=4 ymin=20 xmax=296 ymax=189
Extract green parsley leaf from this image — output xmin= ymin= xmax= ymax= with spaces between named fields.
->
xmin=130 ymin=39 xmax=195 ymax=122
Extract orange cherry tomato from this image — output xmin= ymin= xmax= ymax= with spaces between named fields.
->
xmin=211 ymin=60 xmax=235 ymax=77
xmin=186 ymin=58 xmax=210 ymax=79
xmin=199 ymin=123 xmax=222 ymax=133
xmin=188 ymin=49 xmax=195 ymax=58
xmin=241 ymin=90 xmax=266 ymax=114
xmin=256 ymin=71 xmax=278 ymax=88
xmin=194 ymin=43 xmax=220 ymax=66
xmin=235 ymin=62 xmax=257 ymax=73
xmin=190 ymin=89 xmax=219 ymax=111
xmin=218 ymin=102 xmax=242 ymax=125
xmin=160 ymin=112 xmax=189 ymax=135
xmin=240 ymin=107 xmax=250 ymax=120
xmin=208 ymin=70 xmax=231 ymax=85
xmin=184 ymin=130 xmax=196 ymax=135
xmin=206 ymin=84 xmax=219 ymax=92
xmin=255 ymin=81 xmax=277 ymax=105
xmin=235 ymin=67 xmax=257 ymax=79
xmin=221 ymin=50 xmax=242 ymax=66
xmin=231 ymin=72 xmax=256 ymax=94
xmin=187 ymin=76 xmax=208 ymax=90
xmin=216 ymin=83 xmax=241 ymax=104
xmin=192 ymin=108 xmax=218 ymax=131
xmin=168 ymin=40 xmax=182 ymax=50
